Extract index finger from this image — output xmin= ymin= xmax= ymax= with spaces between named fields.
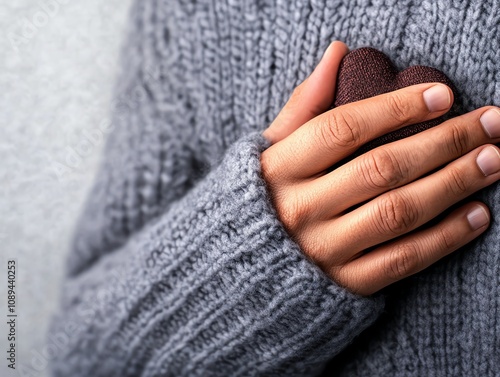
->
xmin=270 ymin=83 xmax=453 ymax=180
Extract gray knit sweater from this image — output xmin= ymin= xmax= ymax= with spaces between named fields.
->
xmin=50 ymin=0 xmax=500 ymax=376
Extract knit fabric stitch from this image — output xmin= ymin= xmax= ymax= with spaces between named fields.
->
xmin=49 ymin=0 xmax=500 ymax=376
xmin=331 ymin=47 xmax=459 ymax=165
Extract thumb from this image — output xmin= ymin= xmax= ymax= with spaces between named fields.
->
xmin=262 ymin=41 xmax=349 ymax=144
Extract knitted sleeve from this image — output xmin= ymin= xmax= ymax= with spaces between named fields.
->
xmin=49 ymin=130 xmax=384 ymax=376
xmin=48 ymin=1 xmax=385 ymax=374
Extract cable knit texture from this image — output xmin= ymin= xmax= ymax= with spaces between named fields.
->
xmin=50 ymin=0 xmax=499 ymax=376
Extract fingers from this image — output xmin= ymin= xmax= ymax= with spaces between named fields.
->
xmin=262 ymin=41 xmax=349 ymax=144
xmin=325 ymin=144 xmax=500 ymax=263
xmin=271 ymin=82 xmax=453 ymax=180
xmin=306 ymin=143 xmax=500 ymax=268
xmin=312 ymin=106 xmax=500 ymax=217
xmin=332 ymin=202 xmax=490 ymax=295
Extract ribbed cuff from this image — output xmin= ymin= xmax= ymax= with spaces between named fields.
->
xmin=51 ymin=132 xmax=384 ymax=377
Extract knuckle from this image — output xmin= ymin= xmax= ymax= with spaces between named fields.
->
xmin=385 ymin=92 xmax=414 ymax=124
xmin=306 ymin=234 xmax=335 ymax=271
xmin=445 ymin=167 xmax=469 ymax=196
xmin=292 ymin=82 xmax=305 ymax=99
xmin=383 ymin=242 xmax=421 ymax=280
xmin=319 ymin=110 xmax=360 ymax=150
xmin=260 ymin=150 xmax=285 ymax=186
xmin=436 ymin=225 xmax=459 ymax=251
xmin=447 ymin=124 xmax=470 ymax=156
xmin=276 ymin=190 xmax=312 ymax=232
xmin=375 ymin=192 xmax=419 ymax=235
xmin=361 ymin=149 xmax=406 ymax=189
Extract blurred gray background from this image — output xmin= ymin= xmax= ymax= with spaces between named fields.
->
xmin=0 ymin=1 xmax=132 ymax=375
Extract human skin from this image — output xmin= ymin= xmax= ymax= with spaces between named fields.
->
xmin=261 ymin=41 xmax=500 ymax=296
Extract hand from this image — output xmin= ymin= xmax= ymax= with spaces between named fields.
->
xmin=261 ymin=41 xmax=500 ymax=295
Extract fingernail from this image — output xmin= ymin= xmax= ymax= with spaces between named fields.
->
xmin=423 ymin=84 xmax=451 ymax=112
xmin=476 ymin=146 xmax=500 ymax=176
xmin=467 ymin=206 xmax=489 ymax=231
xmin=480 ymin=109 xmax=500 ymax=138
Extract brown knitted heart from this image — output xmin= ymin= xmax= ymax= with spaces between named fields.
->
xmin=330 ymin=47 xmax=458 ymax=168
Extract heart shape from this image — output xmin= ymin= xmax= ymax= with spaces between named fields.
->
xmin=330 ymin=47 xmax=458 ymax=166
